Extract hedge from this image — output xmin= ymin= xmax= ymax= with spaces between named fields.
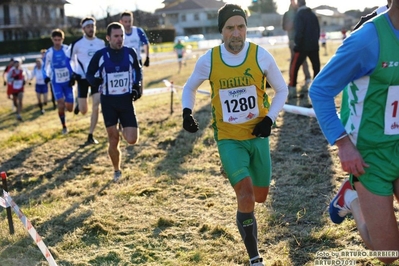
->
xmin=0 ymin=28 xmax=175 ymax=56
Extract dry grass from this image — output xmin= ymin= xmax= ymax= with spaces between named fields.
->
xmin=0 ymin=40 xmax=397 ymax=266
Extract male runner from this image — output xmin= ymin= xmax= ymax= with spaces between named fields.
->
xmin=69 ymin=17 xmax=105 ymax=144
xmin=43 ymin=29 xmax=75 ymax=134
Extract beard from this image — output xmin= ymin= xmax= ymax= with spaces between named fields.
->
xmin=86 ymin=31 xmax=94 ymax=38
xmin=226 ymin=37 xmax=244 ymax=53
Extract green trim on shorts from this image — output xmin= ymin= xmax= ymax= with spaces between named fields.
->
xmin=217 ymin=138 xmax=271 ymax=187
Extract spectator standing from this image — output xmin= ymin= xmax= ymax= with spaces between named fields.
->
xmin=282 ymin=0 xmax=311 ymax=89
xmin=288 ymin=0 xmax=320 ymax=98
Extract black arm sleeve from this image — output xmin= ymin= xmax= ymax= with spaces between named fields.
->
xmin=86 ymin=50 xmax=103 ymax=87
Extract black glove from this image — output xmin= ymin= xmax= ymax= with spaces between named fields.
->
xmin=94 ymin=77 xmax=103 ymax=87
xmin=143 ymin=56 xmax=150 ymax=67
xmin=132 ymin=84 xmax=142 ymax=101
xmin=69 ymin=76 xmax=75 ymax=87
xmin=252 ymin=116 xmax=273 ymax=138
xmin=72 ymin=73 xmax=82 ymax=81
xmin=3 ymin=81 xmax=6 ymax=86
xmin=44 ymin=77 xmax=51 ymax=84
xmin=182 ymin=108 xmax=199 ymax=133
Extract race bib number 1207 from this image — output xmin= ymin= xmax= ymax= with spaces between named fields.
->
xmin=107 ymin=71 xmax=130 ymax=95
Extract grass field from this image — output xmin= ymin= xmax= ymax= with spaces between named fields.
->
xmin=0 ymin=40 xmax=397 ymax=266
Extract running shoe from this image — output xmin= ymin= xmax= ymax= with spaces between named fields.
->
xmin=86 ymin=134 xmax=99 ymax=144
xmin=113 ymin=170 xmax=122 ymax=182
xmin=62 ymin=127 xmax=68 ymax=135
xmin=250 ymin=257 xmax=264 ymax=266
xmin=329 ymin=179 xmax=353 ymax=224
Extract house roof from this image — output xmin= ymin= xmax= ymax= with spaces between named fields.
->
xmin=155 ymin=0 xmax=226 ymax=13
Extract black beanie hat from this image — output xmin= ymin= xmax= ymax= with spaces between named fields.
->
xmin=218 ymin=4 xmax=247 ymax=33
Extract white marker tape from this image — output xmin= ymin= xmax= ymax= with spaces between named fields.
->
xmin=193 ymin=90 xmax=319 ymax=118
xmin=144 ymin=87 xmax=174 ymax=95
xmin=282 ymin=104 xmax=316 ymax=117
xmin=157 ymin=81 xmax=321 ymax=119
xmin=0 ymin=196 xmax=9 ymax=208
xmin=3 ymin=191 xmax=58 ymax=266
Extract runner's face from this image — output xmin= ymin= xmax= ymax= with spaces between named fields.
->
xmin=83 ymin=24 xmax=95 ymax=38
xmin=107 ymin=28 xmax=124 ymax=49
xmin=119 ymin=16 xmax=132 ymax=32
xmin=51 ymin=36 xmax=63 ymax=49
xmin=222 ymin=16 xmax=246 ymax=54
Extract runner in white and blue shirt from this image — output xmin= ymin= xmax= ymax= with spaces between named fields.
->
xmin=119 ymin=11 xmax=150 ymax=67
xmin=68 ymin=17 xmax=105 ymax=144
xmin=32 ymin=58 xmax=48 ymax=114
xmin=42 ymin=29 xmax=75 ymax=134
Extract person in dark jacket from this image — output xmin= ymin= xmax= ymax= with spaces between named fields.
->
xmin=288 ymin=0 xmax=320 ymax=98
xmin=282 ymin=0 xmax=311 ymax=89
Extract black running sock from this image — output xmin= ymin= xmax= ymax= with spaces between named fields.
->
xmin=236 ymin=211 xmax=259 ymax=259
xmin=59 ymin=111 xmax=66 ymax=128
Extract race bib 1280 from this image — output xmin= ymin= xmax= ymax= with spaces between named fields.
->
xmin=219 ymin=85 xmax=259 ymax=124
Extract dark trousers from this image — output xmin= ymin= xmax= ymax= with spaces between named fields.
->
xmin=289 ymin=50 xmax=320 ymax=87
